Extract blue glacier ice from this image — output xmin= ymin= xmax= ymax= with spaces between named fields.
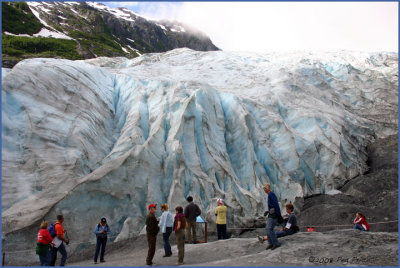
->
xmin=1 ymin=49 xmax=398 ymax=263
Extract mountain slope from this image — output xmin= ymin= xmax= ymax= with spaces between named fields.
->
xmin=1 ymin=1 xmax=220 ymax=67
xmin=2 ymin=2 xmax=42 ymax=35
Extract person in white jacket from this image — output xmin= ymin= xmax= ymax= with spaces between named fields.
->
xmin=159 ymin=203 xmax=174 ymax=257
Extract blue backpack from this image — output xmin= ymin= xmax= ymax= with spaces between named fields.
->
xmin=48 ymin=223 xmax=59 ymax=238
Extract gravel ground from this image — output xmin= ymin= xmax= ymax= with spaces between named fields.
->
xmin=68 ymin=229 xmax=398 ymax=266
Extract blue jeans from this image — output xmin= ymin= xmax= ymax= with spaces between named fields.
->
xmin=275 ymin=228 xmax=295 ymax=238
xmin=94 ymin=236 xmax=107 ymax=262
xmin=353 ymin=224 xmax=368 ymax=231
xmin=266 ymin=217 xmax=280 ymax=246
xmin=39 ymin=247 xmax=52 ymax=266
xmin=217 ymin=224 xmax=227 ymax=240
xmin=51 ymin=243 xmax=67 ymax=266
xmin=163 ymin=227 xmax=173 ymax=256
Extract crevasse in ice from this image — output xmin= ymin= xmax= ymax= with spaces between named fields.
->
xmin=1 ymin=49 xmax=398 ymax=258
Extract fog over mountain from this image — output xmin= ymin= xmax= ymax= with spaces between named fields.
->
xmin=2 ymin=1 xmax=219 ymax=67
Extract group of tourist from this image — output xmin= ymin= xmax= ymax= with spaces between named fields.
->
xmin=145 ymin=196 xmax=203 ymax=266
xmin=35 ymin=184 xmax=369 ymax=266
xmin=35 ymin=215 xmax=70 ymax=266
xmin=144 ymin=195 xmax=228 ymax=266
xmin=257 ymin=183 xmax=369 ymax=250
xmin=36 ymin=214 xmax=110 ymax=266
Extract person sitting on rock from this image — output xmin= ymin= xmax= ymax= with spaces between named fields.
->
xmin=258 ymin=203 xmax=299 ymax=243
xmin=353 ymin=212 xmax=370 ymax=231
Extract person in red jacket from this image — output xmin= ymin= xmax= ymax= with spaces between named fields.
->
xmin=353 ymin=212 xmax=370 ymax=231
xmin=36 ymin=221 xmax=53 ymax=266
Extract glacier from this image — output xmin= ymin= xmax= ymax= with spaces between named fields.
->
xmin=1 ymin=49 xmax=398 ymax=262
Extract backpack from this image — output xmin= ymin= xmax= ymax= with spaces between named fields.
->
xmin=48 ymin=223 xmax=59 ymax=238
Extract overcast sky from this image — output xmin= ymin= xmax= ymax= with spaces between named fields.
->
xmin=103 ymin=1 xmax=398 ymax=53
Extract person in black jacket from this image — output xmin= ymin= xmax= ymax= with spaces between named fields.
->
xmin=184 ymin=196 xmax=201 ymax=244
xmin=146 ymin=204 xmax=160 ymax=266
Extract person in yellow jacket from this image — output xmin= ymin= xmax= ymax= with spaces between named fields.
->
xmin=215 ymin=198 xmax=227 ymax=240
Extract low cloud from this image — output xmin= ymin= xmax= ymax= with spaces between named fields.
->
xmin=103 ymin=2 xmax=398 ymax=53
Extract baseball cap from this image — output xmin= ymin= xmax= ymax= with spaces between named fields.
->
xmin=148 ymin=204 xmax=157 ymax=210
xmin=101 ymin=217 xmax=107 ymax=223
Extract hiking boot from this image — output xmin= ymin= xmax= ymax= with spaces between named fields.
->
xmin=100 ymin=260 xmax=106 ymax=263
xmin=271 ymin=244 xmax=281 ymax=250
xmin=265 ymin=245 xmax=273 ymax=250
xmin=177 ymin=262 xmax=184 ymax=265
xmin=257 ymin=235 xmax=264 ymax=243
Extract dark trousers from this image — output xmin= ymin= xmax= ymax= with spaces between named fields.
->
xmin=275 ymin=228 xmax=295 ymax=238
xmin=353 ymin=224 xmax=368 ymax=231
xmin=94 ymin=236 xmax=107 ymax=262
xmin=39 ymin=248 xmax=52 ymax=266
xmin=163 ymin=227 xmax=173 ymax=256
xmin=50 ymin=243 xmax=67 ymax=266
xmin=146 ymin=234 xmax=157 ymax=265
xmin=186 ymin=221 xmax=197 ymax=242
xmin=266 ymin=217 xmax=280 ymax=246
xmin=217 ymin=224 xmax=227 ymax=240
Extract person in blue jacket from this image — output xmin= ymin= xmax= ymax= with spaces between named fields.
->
xmin=258 ymin=203 xmax=299 ymax=243
xmin=93 ymin=217 xmax=110 ymax=264
xmin=160 ymin=203 xmax=174 ymax=257
xmin=263 ymin=183 xmax=281 ymax=250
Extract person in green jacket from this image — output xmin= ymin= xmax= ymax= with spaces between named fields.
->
xmin=215 ymin=198 xmax=227 ymax=239
xmin=146 ymin=204 xmax=160 ymax=266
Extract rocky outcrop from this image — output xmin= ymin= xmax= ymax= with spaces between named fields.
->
xmin=298 ymin=135 xmax=398 ymax=232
